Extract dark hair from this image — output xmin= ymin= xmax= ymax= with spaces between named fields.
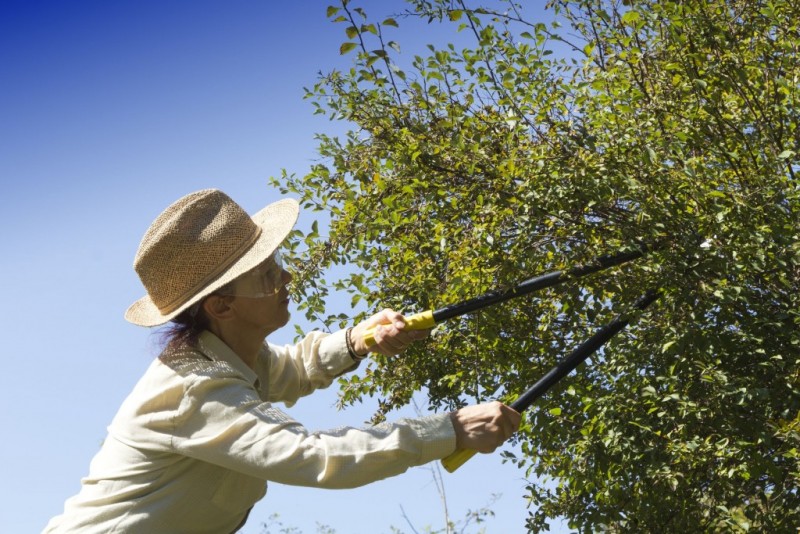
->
xmin=158 ymin=279 xmax=238 ymax=351
xmin=159 ymin=303 xmax=210 ymax=350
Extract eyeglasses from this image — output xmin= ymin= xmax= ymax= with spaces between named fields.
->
xmin=217 ymin=250 xmax=286 ymax=298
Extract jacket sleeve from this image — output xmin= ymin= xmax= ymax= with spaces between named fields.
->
xmin=261 ymin=329 xmax=358 ymax=407
xmin=171 ymin=372 xmax=457 ymax=489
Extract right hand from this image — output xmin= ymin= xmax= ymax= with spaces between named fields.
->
xmin=349 ymin=308 xmax=431 ymax=357
xmin=450 ymin=401 xmax=521 ymax=453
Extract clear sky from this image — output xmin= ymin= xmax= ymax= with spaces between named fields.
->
xmin=1 ymin=1 xmax=570 ymax=532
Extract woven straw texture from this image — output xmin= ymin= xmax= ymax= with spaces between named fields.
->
xmin=124 ymin=189 xmax=298 ymax=326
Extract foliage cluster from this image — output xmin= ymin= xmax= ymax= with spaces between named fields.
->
xmin=272 ymin=0 xmax=799 ymax=530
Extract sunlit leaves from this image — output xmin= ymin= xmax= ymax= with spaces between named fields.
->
xmin=274 ymin=0 xmax=800 ymax=531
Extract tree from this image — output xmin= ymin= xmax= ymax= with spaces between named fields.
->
xmin=272 ymin=0 xmax=800 ymax=531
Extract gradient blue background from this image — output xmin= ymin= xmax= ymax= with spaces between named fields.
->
xmin=1 ymin=2 xmax=569 ymax=532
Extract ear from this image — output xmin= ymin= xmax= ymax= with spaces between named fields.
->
xmin=202 ymin=294 xmax=237 ymax=322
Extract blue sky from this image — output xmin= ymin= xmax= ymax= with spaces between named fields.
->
xmin=1 ymin=2 xmax=569 ymax=532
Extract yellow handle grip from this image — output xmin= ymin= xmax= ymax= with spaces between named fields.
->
xmin=362 ymin=310 xmax=437 ymax=347
xmin=441 ymin=448 xmax=478 ymax=473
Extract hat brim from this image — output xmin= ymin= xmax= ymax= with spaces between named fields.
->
xmin=124 ymin=198 xmax=300 ymax=327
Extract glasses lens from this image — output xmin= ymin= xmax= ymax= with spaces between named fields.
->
xmin=264 ymin=250 xmax=284 ymax=292
xmin=217 ymin=250 xmax=285 ymax=298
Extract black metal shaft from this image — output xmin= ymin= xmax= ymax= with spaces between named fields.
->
xmin=431 ymin=246 xmax=650 ymax=324
xmin=510 ymin=289 xmax=660 ymax=413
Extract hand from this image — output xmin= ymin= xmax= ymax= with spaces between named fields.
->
xmin=350 ymin=308 xmax=431 ymax=356
xmin=450 ymin=401 xmax=521 ymax=453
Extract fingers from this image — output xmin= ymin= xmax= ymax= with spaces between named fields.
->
xmin=369 ymin=323 xmax=430 ymax=355
xmin=450 ymin=401 xmax=521 ymax=453
xmin=356 ymin=308 xmax=430 ymax=356
xmin=367 ymin=308 xmax=406 ymax=330
xmin=499 ymin=403 xmax=522 ymax=442
xmin=482 ymin=402 xmax=520 ymax=452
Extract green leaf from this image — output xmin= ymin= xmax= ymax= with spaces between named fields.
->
xmin=339 ymin=42 xmax=357 ymax=55
xmin=622 ymin=10 xmax=640 ymax=25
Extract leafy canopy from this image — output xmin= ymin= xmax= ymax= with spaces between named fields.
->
xmin=272 ymin=0 xmax=799 ymax=531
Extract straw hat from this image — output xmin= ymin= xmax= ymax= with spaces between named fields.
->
xmin=125 ymin=189 xmax=299 ymax=327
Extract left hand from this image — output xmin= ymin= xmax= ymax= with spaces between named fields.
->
xmin=350 ymin=308 xmax=431 ymax=357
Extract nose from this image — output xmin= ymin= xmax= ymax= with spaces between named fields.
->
xmin=281 ymin=268 xmax=292 ymax=285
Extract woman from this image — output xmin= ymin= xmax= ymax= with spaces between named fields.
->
xmin=44 ymin=189 xmax=520 ymax=533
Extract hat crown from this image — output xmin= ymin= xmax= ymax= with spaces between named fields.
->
xmin=133 ymin=189 xmax=261 ymax=315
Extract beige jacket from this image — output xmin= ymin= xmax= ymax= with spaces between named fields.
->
xmin=44 ymin=330 xmax=456 ymax=533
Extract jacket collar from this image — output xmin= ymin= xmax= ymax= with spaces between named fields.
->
xmin=197 ymin=330 xmax=260 ymax=387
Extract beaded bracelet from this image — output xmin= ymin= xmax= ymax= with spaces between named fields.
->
xmin=345 ymin=327 xmax=366 ymax=361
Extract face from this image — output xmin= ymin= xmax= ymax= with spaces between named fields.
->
xmin=218 ymin=251 xmax=286 ymax=299
xmin=224 ymin=256 xmax=293 ymax=337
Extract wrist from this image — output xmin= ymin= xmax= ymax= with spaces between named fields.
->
xmin=345 ymin=327 xmax=368 ymax=361
xmin=449 ymin=410 xmax=467 ymax=449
